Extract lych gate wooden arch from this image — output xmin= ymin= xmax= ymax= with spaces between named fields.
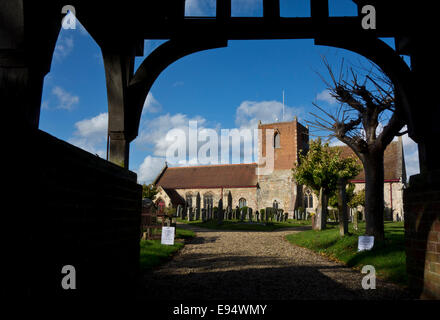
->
xmin=3 ymin=0 xmax=439 ymax=299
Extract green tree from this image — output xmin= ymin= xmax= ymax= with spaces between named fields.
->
xmin=329 ymin=183 xmax=356 ymax=208
xmin=348 ymin=189 xmax=365 ymax=209
xmin=142 ymin=183 xmax=158 ymax=200
xmin=292 ymin=138 xmax=361 ymax=230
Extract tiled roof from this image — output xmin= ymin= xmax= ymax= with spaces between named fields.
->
xmin=334 ymin=140 xmax=405 ymax=181
xmin=155 ymin=163 xmax=258 ymax=189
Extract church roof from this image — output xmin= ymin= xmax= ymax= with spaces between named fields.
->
xmin=335 ymin=140 xmax=406 ymax=182
xmin=155 ymin=163 xmax=258 ymax=189
xmin=162 ymin=187 xmax=185 ymax=205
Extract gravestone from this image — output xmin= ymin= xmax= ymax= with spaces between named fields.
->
xmin=196 ymin=192 xmax=201 ymax=221
xmin=256 ymin=210 xmax=260 ymax=222
xmin=248 ymin=207 xmax=253 ymax=222
xmin=201 ymin=208 xmax=206 ymax=222
xmin=187 ymin=207 xmax=192 ymax=221
xmin=218 ymin=198 xmax=224 ymax=224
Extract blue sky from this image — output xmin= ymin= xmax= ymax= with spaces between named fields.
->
xmin=39 ymin=0 xmax=419 ymax=184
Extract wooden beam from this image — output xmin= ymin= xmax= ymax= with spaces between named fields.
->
xmin=217 ymin=0 xmax=231 ymax=20
xmin=311 ymin=0 xmax=329 ymax=19
xmin=263 ymin=0 xmax=280 ymax=20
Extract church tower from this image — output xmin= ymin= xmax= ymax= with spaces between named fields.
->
xmin=256 ymin=118 xmax=309 ymax=216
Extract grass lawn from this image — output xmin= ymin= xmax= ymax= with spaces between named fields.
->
xmin=285 ymin=221 xmax=408 ymax=287
xmin=177 ymin=218 xmax=311 ymax=231
xmin=139 ymin=228 xmax=195 ymax=271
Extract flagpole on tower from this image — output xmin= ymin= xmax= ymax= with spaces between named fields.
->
xmin=282 ymin=90 xmax=285 ymax=122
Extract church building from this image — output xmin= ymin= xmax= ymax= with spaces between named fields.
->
xmin=153 ymin=119 xmax=406 ymax=221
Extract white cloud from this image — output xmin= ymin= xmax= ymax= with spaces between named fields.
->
xmin=329 ymin=139 xmax=346 ymax=147
xmin=316 ymin=89 xmax=337 ymax=105
xmin=142 ymin=92 xmax=162 ymax=114
xmin=235 ymin=100 xmax=303 ymax=129
xmin=136 ymin=113 xmax=208 ymax=158
xmin=53 ymin=35 xmax=74 ymax=62
xmin=185 ymin=0 xmax=216 ymax=16
xmin=69 ymin=113 xmax=108 ymax=157
xmin=137 ymin=156 xmax=167 ymax=184
xmin=398 ymin=127 xmax=420 ymax=178
xmin=51 ymin=86 xmax=79 ymax=110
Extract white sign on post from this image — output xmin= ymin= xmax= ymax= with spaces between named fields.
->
xmin=358 ymin=236 xmax=374 ymax=252
xmin=161 ymin=226 xmax=175 ymax=245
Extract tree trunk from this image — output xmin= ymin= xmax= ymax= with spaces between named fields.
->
xmin=315 ymin=187 xmax=328 ymax=230
xmin=337 ymin=178 xmax=348 ymax=236
xmin=363 ymin=153 xmax=385 ymax=240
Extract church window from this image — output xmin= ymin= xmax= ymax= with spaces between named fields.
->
xmin=239 ymin=198 xmax=247 ymax=208
xmin=304 ymin=189 xmax=313 ymax=208
xmin=203 ymin=193 xmax=213 ymax=208
xmin=274 ymin=132 xmax=281 ymax=148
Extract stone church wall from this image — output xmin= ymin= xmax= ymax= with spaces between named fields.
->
xmin=258 ymin=169 xmax=296 ymax=213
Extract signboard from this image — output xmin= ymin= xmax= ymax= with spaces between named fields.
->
xmin=358 ymin=236 xmax=374 ymax=251
xmin=161 ymin=226 xmax=175 ymax=245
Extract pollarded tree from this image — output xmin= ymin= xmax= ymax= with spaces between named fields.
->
xmin=309 ymin=58 xmax=407 ymax=240
xmin=292 ymin=138 xmax=361 ymax=230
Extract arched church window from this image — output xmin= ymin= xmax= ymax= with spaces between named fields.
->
xmin=304 ymin=189 xmax=313 ymax=208
xmin=274 ymin=131 xmax=281 ymax=148
xmin=239 ymin=198 xmax=247 ymax=208
xmin=203 ymin=193 xmax=213 ymax=208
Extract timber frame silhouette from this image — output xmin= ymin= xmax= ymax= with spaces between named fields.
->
xmin=2 ymin=1 xmax=439 ymax=299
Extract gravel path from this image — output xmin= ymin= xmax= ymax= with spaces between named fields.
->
xmin=139 ymin=223 xmax=412 ymax=300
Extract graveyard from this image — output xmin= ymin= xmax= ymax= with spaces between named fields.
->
xmin=174 ymin=203 xmax=312 ymax=231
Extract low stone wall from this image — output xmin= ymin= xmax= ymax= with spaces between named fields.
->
xmin=21 ymin=128 xmax=142 ymax=298
xmin=404 ymin=171 xmax=440 ymax=299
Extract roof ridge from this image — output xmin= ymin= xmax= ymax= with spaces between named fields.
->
xmin=167 ymin=162 xmax=257 ymax=169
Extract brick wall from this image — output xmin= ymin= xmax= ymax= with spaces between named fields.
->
xmin=19 ymin=128 xmax=142 ymax=299
xmin=404 ymin=171 xmax=440 ymax=299
xmin=259 ymin=120 xmax=298 ymax=170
